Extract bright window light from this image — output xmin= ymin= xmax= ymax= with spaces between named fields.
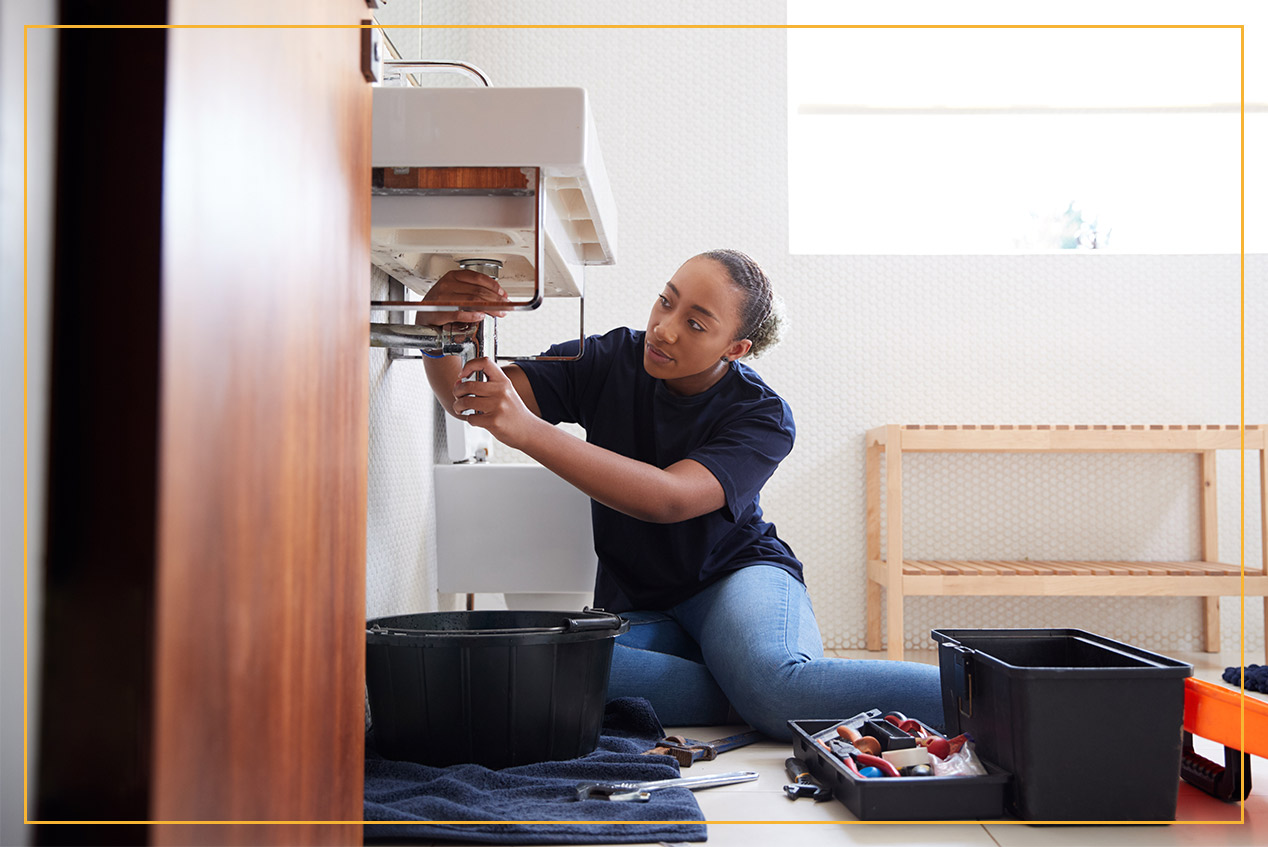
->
xmin=787 ymin=2 xmax=1265 ymax=254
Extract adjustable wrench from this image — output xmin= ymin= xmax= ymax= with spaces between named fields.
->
xmin=575 ymin=770 xmax=759 ymax=802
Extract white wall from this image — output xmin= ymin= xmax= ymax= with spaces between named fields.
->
xmin=3 ymin=4 xmax=56 ymax=845
xmin=367 ymin=0 xmax=1266 ymax=652
xmin=366 ymin=268 xmax=452 ymax=618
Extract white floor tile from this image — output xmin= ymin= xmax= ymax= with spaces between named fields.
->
xmin=701 ymin=822 xmax=1001 ymax=846
xmin=981 ymin=818 xmax=1264 ymax=847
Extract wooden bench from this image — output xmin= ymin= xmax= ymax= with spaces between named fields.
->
xmin=865 ymin=424 xmax=1268 ymax=660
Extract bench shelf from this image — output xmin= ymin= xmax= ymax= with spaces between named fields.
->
xmin=864 ymin=424 xmax=1268 ymax=660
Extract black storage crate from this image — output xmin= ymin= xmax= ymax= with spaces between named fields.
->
xmin=932 ymin=628 xmax=1192 ymax=821
xmin=789 ymin=719 xmax=1010 ymax=821
xmin=366 ymin=609 xmax=627 ymax=769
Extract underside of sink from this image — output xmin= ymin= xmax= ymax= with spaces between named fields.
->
xmin=370 ymin=86 xmax=617 ymax=300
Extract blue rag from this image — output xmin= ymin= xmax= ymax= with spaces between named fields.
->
xmin=364 ymin=697 xmax=707 ymax=844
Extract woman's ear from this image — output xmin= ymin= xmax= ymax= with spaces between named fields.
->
xmin=725 ymin=338 xmax=753 ymax=361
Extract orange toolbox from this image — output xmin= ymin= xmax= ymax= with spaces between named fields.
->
xmin=1181 ymin=677 xmax=1268 ymax=801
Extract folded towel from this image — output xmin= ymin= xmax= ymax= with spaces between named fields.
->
xmin=364 ymin=697 xmax=707 ymax=844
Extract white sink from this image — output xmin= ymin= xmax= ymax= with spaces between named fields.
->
xmin=371 ymin=86 xmax=618 ymax=299
xmin=434 ymin=464 xmax=596 ymax=602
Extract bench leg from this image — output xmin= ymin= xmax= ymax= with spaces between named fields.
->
xmin=866 ymin=579 xmax=882 ymax=651
xmin=865 ymin=434 xmax=882 ymax=651
xmin=1200 ymin=451 xmax=1221 ymax=652
xmin=885 ymin=586 xmax=904 ymax=661
xmin=1204 ymin=597 xmax=1221 ymax=653
xmin=884 ymin=425 xmax=904 ymax=660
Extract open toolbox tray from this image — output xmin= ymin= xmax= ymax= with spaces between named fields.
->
xmin=789 ymin=718 xmax=1011 ymax=821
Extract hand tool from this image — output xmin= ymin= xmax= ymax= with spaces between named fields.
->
xmin=926 ymin=732 xmax=969 ymax=762
xmin=808 ymin=708 xmax=881 ymax=744
xmin=899 ymin=724 xmax=952 ymax=759
xmin=836 ymin=724 xmax=881 ymax=756
xmin=925 ymin=737 xmax=951 ymax=760
xmin=644 ymin=729 xmax=765 ymax=767
xmin=823 ymin=737 xmax=901 ymax=778
xmin=783 ymin=757 xmax=832 ymax=801
xmin=575 ymin=770 xmax=759 ymax=802
xmin=884 ymin=714 xmax=933 ymax=739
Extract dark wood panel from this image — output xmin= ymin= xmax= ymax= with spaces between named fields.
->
xmin=36 ymin=4 xmax=167 ymax=843
xmin=151 ymin=2 xmax=369 ymax=844
xmin=380 ymin=166 xmax=531 ymax=190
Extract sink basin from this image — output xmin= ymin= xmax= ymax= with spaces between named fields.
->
xmin=434 ymin=463 xmax=595 ymax=598
xmin=371 ymin=86 xmax=618 ymax=299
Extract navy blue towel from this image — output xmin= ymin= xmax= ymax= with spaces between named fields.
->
xmin=364 ymin=697 xmax=707 ymax=844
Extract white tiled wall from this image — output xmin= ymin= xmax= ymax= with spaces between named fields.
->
xmin=366 ymin=0 xmax=1266 ymax=652
xmin=366 ymin=268 xmax=450 ymax=618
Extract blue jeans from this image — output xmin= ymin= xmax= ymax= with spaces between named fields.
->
xmin=605 ymin=565 xmax=943 ymax=741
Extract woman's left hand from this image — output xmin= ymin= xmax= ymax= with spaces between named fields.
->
xmin=452 ymin=357 xmax=540 ymax=449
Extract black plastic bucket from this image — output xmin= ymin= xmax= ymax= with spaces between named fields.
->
xmin=365 ymin=608 xmax=628 ymax=768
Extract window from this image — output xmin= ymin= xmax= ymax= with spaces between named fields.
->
xmin=788 ymin=2 xmax=1266 ymax=253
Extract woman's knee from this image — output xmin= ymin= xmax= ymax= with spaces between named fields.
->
xmin=716 ymin=658 xmax=811 ymax=738
xmin=718 ymin=657 xmax=945 ymax=740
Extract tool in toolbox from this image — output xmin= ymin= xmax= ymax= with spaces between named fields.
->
xmin=836 ymin=724 xmax=881 ymax=756
xmin=806 ymin=710 xmax=899 ymax=778
xmin=884 ymin=712 xmax=932 ymax=739
xmin=822 ymin=737 xmax=901 ymax=778
xmin=643 ymin=729 xmax=765 ymax=767
xmin=574 ymin=769 xmax=760 ymax=802
xmin=790 ymin=718 xmax=1011 ymax=820
xmin=783 ymin=757 xmax=831 ymax=801
xmin=805 ymin=708 xmax=880 ymax=744
xmin=808 ymin=709 xmax=962 ymax=779
xmin=1180 ymin=677 xmax=1268 ymax=802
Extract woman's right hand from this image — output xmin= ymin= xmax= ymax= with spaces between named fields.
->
xmin=414 ymin=268 xmax=509 ymax=328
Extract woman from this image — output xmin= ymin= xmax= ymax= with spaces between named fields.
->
xmin=419 ymin=249 xmax=942 ymax=739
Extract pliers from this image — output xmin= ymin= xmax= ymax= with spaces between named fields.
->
xmin=884 ymin=712 xmax=932 ymax=738
xmin=823 ymin=737 xmax=902 ymax=778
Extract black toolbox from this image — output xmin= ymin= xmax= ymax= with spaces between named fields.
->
xmin=932 ymin=628 xmax=1192 ymax=821
xmin=789 ymin=718 xmax=1010 ymax=820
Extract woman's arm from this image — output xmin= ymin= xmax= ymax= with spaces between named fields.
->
xmin=415 ymin=269 xmax=530 ymax=418
xmin=452 ymin=357 xmax=725 ymax=524
xmin=414 ymin=271 xmax=727 ymax=522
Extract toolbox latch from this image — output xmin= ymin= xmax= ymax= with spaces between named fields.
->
xmin=948 ymin=643 xmax=974 ymax=718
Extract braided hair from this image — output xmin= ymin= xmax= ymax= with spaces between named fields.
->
xmin=698 ymin=249 xmax=784 ymax=358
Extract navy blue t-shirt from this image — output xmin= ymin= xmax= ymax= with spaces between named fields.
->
xmin=517 ymin=327 xmax=802 ymax=612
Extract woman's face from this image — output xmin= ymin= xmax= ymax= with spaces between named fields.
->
xmin=643 ymin=256 xmax=752 ymax=395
